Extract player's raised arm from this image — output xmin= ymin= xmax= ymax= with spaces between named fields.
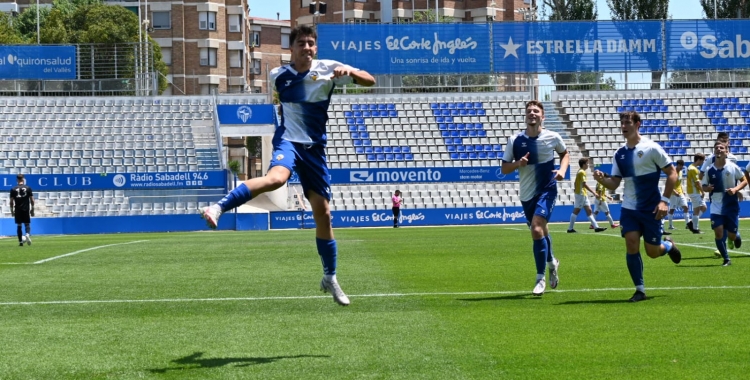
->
xmin=333 ymin=65 xmax=375 ymax=87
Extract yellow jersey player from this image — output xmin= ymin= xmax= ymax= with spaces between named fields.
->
xmin=686 ymin=154 xmax=706 ymax=234
xmin=591 ymin=179 xmax=619 ymax=229
xmin=667 ymin=160 xmax=690 ymax=230
xmin=567 ymin=158 xmax=607 ymax=233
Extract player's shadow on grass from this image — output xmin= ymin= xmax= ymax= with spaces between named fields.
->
xmin=556 ymin=296 xmax=661 ymax=305
xmin=148 ymin=352 xmax=329 ymax=373
xmin=458 ymin=294 xmax=539 ymax=302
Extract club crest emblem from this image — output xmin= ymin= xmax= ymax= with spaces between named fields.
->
xmin=637 ymin=150 xmax=644 ymax=158
xmin=276 ymin=154 xmax=284 ymax=161
xmin=236 ymin=106 xmax=253 ymax=123
xmin=310 ymin=71 xmax=319 ymax=81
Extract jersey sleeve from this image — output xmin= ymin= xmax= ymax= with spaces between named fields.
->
xmin=701 ymin=170 xmax=710 ymax=186
xmin=554 ymin=133 xmax=567 ymax=154
xmin=501 ymin=135 xmax=516 ymax=163
xmin=611 ymin=152 xmax=622 ymax=178
xmin=733 ymin=165 xmax=745 ymax=182
xmin=700 ymin=158 xmax=711 ymax=173
xmin=652 ymin=144 xmax=671 ymax=169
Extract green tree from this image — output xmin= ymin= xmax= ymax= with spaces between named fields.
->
xmin=607 ymin=0 xmax=669 ymax=89
xmin=540 ymin=0 xmax=598 ymax=91
xmin=0 ymin=13 xmax=25 ymax=44
xmin=700 ymin=0 xmax=750 ymax=18
xmin=13 ymin=5 xmax=51 ymax=42
xmin=412 ymin=10 xmax=453 ymax=23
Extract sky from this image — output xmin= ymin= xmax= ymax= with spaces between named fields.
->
xmin=248 ymin=0 xmax=705 ymax=22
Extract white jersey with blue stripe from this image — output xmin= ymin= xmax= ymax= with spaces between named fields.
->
xmin=700 ymin=152 xmax=738 ymax=173
xmin=502 ymin=129 xmax=567 ymax=202
xmin=270 ymin=59 xmax=355 ymax=146
xmin=611 ymin=137 xmax=672 ymax=211
xmin=702 ymin=161 xmax=744 ymax=215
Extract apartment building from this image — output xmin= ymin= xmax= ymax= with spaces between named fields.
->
xmin=291 ymin=0 xmax=536 ymax=25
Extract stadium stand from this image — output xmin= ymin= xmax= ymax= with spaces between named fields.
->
xmin=4 ymin=89 xmax=746 ymax=219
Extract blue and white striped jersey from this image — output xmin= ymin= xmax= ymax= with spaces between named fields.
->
xmin=611 ymin=137 xmax=672 ymax=211
xmin=270 ymin=59 xmax=355 ymax=146
xmin=700 ymin=152 xmax=738 ymax=173
xmin=702 ymin=161 xmax=745 ymax=215
xmin=502 ymin=129 xmax=567 ymax=202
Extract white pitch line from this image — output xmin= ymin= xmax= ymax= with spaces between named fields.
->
xmin=33 ymin=240 xmax=149 ymax=264
xmin=499 ymin=226 xmax=750 ymax=256
xmin=1 ymin=285 xmax=749 ymax=306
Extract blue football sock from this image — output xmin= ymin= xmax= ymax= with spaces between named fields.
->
xmin=545 ymin=235 xmax=555 ymax=262
xmin=533 ymin=238 xmax=548 ymax=275
xmin=316 ymin=238 xmax=338 ymax=275
xmin=715 ymin=238 xmax=729 ymax=260
xmin=217 ymin=183 xmax=252 ymax=212
xmin=626 ymin=253 xmax=644 ymax=287
xmin=661 ymin=239 xmax=673 ymax=256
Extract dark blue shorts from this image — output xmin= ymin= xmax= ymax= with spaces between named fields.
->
xmin=521 ymin=191 xmax=557 ymax=224
xmin=710 ymin=213 xmax=739 ymax=234
xmin=620 ymin=208 xmax=662 ymax=245
xmin=269 ymin=137 xmax=332 ymax=201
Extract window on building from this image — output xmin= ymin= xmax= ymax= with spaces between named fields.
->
xmin=229 ymin=50 xmax=242 ymax=68
xmin=251 ymin=59 xmax=261 ymax=75
xmin=396 ymin=17 xmax=412 ymax=24
xmin=200 ymin=84 xmax=218 ymax=95
xmin=228 ymin=14 xmax=241 ymax=32
xmin=199 ymin=11 xmax=217 ymax=30
xmin=348 ymin=18 xmax=368 ymax=24
xmin=252 ymin=86 xmax=262 ymax=93
xmin=152 ymin=11 xmax=171 ymax=29
xmin=281 ymin=33 xmax=290 ymax=49
xmin=229 ymin=85 xmax=244 ymax=94
xmin=161 ymin=47 xmax=172 ymax=65
xmin=200 ymin=48 xmax=217 ymax=67
xmin=252 ymin=32 xmax=261 ymax=47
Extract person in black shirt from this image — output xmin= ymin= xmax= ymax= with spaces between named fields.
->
xmin=10 ymin=174 xmax=34 ymax=246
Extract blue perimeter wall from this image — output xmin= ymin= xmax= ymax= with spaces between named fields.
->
xmin=5 ymin=203 xmax=750 ymax=235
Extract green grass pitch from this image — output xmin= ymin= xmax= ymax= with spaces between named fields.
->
xmin=1 ymin=222 xmax=748 ymax=379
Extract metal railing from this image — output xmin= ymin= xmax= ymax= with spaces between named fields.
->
xmin=0 ymin=43 xmax=156 ymax=96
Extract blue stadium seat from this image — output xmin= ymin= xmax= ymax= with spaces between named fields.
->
xmin=376 ymin=154 xmax=385 ymax=161
xmin=355 ymin=147 xmax=364 ymax=154
xmin=384 ymin=147 xmax=392 ymax=153
xmin=447 ymin=145 xmax=456 ymax=152
xmin=365 ymin=147 xmax=374 ymax=154
xmin=430 ymin=103 xmax=439 ymax=109
xmin=741 ymin=111 xmax=749 ymax=118
xmin=734 ymin=125 xmax=743 ymax=132
xmin=459 ymin=130 xmax=468 ymax=137
xmin=488 ymin=152 xmax=497 ymax=159
xmin=374 ymin=146 xmax=383 ymax=153
xmin=395 ymin=153 xmax=403 ymax=160
xmin=740 ymin=147 xmax=748 ymax=154
xmin=357 ymin=125 xmax=367 ymax=131
xmin=742 ymin=125 xmax=750 ymax=132
xmin=706 ymin=111 xmax=715 ymax=118
xmin=678 ymin=148 xmax=687 ymax=155
xmin=445 ymin=137 xmax=454 ymax=144
xmin=402 ymin=147 xmax=411 ymax=153
xmin=362 ymin=111 xmax=371 ymax=118
xmin=459 ymin=153 xmax=469 ymax=160
xmin=446 ymin=123 xmax=456 ymax=130
xmin=393 ymin=147 xmax=402 ymax=153
xmin=450 ymin=131 xmax=459 ymax=137
xmin=389 ymin=110 xmax=398 ymax=117
xmin=474 ymin=123 xmax=483 ymax=130
xmin=664 ymin=141 xmax=673 ymax=148
xmin=450 ymin=153 xmax=459 ymax=160
xmin=456 ymin=103 xmax=464 ymax=109
xmin=344 ymin=111 xmax=353 ymax=117
xmin=351 ymin=105 xmax=360 ymax=111
xmin=438 ymin=124 xmax=447 ymax=130
xmin=369 ymin=104 xmax=377 ymax=110
xmin=367 ymin=154 xmax=376 ymax=161
xmin=351 ymin=132 xmax=359 ymax=139
xmin=378 ymin=104 xmax=386 ymax=110
xmin=444 ymin=116 xmax=453 ymax=123
xmin=477 ymin=109 xmax=486 ymax=116
xmin=441 ymin=109 xmax=450 ymax=116
xmin=439 ymin=103 xmax=447 ymax=109
xmin=647 ymin=99 xmax=655 ymax=105
xmin=468 ymin=130 xmax=477 ymax=137
xmin=478 ymin=152 xmax=488 ymax=159
xmin=441 ymin=131 xmax=450 ymax=138
xmin=469 ymin=152 xmax=477 ymax=160
xmin=453 ymin=137 xmax=463 ymax=144
xmin=728 ymin=104 xmax=737 ymax=111
xmin=468 ymin=109 xmax=476 ymax=116
xmin=353 ymin=139 xmax=362 ymax=146
xmin=385 ymin=154 xmax=394 ymax=160
xmin=405 ymin=153 xmax=414 ymax=160
xmin=646 ymin=127 xmax=655 ymax=134
xmin=387 ymin=104 xmax=396 ymax=110
xmin=356 ymin=118 xmax=365 ymax=124
xmin=363 ymin=140 xmax=372 ymax=146
xmin=642 ymin=120 xmax=652 ymax=126
xmin=457 ymin=145 xmax=466 ymax=152
xmin=638 ymin=99 xmax=647 ymax=106
xmin=348 ymin=125 xmax=357 ymax=132
xmin=484 ymin=145 xmax=493 ymax=151
xmin=435 ymin=116 xmax=444 ymax=123
xmin=654 ymin=126 xmax=664 ymax=134
xmin=493 ymin=144 xmax=502 ymax=151
xmin=718 ymin=105 xmax=727 ymax=111
xmin=473 ymin=102 xmax=482 ymax=109
xmin=465 ymin=145 xmax=474 ymax=152
xmin=456 ymin=123 xmax=465 ymax=130
xmin=353 ymin=111 xmax=362 ymax=117
xmin=617 ymin=107 xmax=625 ymax=113
xmin=360 ymin=131 xmax=370 ymax=139
xmin=450 ymin=109 xmax=459 ymax=116
xmin=681 ymin=141 xmax=690 ymax=147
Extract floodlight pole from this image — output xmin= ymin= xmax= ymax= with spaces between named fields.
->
xmin=36 ymin=0 xmax=40 ymax=44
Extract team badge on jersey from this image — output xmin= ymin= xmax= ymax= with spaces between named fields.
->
xmin=310 ymin=71 xmax=319 ymax=81
xmin=637 ymin=150 xmax=644 ymax=158
xmin=276 ymin=154 xmax=284 ymax=160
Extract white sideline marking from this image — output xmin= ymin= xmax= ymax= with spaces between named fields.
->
xmin=33 ymin=240 xmax=149 ymax=264
xmin=1 ymin=285 xmax=749 ymax=306
xmin=499 ymin=226 xmax=750 ymax=256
